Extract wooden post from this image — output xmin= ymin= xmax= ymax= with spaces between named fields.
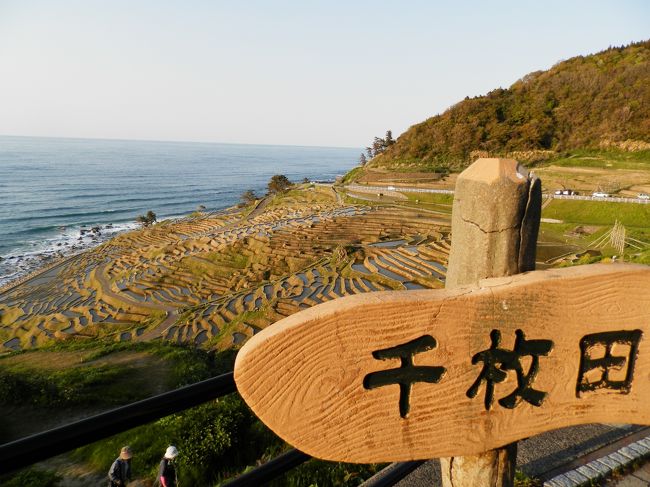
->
xmin=440 ymin=158 xmax=541 ymax=487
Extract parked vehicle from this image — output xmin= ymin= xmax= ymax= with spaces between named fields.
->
xmin=592 ymin=191 xmax=610 ymax=198
xmin=554 ymin=189 xmax=578 ymax=195
xmin=386 ymin=186 xmax=396 ymax=190
xmin=638 ymin=193 xmax=650 ymax=200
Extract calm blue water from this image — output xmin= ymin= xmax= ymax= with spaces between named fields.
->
xmin=0 ymin=135 xmax=358 ymax=285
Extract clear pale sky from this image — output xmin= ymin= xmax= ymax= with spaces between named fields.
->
xmin=0 ymin=1 xmax=647 ymax=148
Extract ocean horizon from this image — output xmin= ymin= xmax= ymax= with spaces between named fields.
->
xmin=0 ymin=135 xmax=359 ymax=286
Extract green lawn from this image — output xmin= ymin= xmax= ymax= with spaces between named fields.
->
xmin=540 ymin=200 xmax=650 ymax=265
xmin=542 ymin=199 xmax=650 ymax=227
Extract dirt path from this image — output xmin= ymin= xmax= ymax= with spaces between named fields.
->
xmin=245 ymin=195 xmax=271 ymax=220
xmin=39 ymin=456 xmax=108 ymax=487
xmin=136 ymin=310 xmax=178 ymax=342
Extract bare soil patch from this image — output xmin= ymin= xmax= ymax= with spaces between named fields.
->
xmin=535 ymin=165 xmax=650 ymax=195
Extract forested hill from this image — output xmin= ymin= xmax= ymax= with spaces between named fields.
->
xmin=370 ymin=40 xmax=649 ymax=171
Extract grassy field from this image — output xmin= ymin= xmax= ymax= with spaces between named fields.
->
xmin=342 ymin=194 xmax=381 ymax=206
xmin=265 ymin=185 xmax=335 ymax=209
xmin=538 ymin=149 xmax=650 ymax=171
xmin=538 ymin=198 xmax=650 ymax=266
xmin=0 ymin=341 xmax=228 ymax=413
xmin=403 ymin=191 xmax=453 ymax=206
xmin=543 ymin=199 xmax=650 ymax=227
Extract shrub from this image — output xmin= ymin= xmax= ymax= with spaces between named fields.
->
xmin=73 ymin=395 xmax=276 ymax=486
xmin=241 ymin=190 xmax=258 ymax=204
xmin=136 ymin=210 xmax=157 ymax=227
xmin=267 ymin=175 xmax=292 ymax=194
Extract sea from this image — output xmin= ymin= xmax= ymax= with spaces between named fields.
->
xmin=0 ymin=135 xmax=359 ymax=287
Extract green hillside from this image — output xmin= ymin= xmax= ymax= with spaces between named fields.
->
xmin=368 ymin=40 xmax=650 ymax=172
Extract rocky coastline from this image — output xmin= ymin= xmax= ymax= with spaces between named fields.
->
xmin=0 ymin=222 xmax=136 ymax=292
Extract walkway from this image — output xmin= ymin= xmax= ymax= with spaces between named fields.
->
xmin=363 ymin=425 xmax=650 ymax=486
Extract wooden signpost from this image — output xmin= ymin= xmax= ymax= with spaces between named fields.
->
xmin=235 ymin=263 xmax=650 ymax=462
xmin=234 ymin=159 xmax=650 ymax=484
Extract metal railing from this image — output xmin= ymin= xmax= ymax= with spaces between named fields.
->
xmin=345 ymin=184 xmax=650 ymax=204
xmin=0 ymin=370 xmax=409 ymax=486
xmin=0 ymin=373 xmax=238 ymax=475
xmin=550 ymin=193 xmax=650 ymax=204
xmin=345 ymin=184 xmax=454 ymax=195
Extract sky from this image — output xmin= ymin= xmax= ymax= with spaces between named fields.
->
xmin=0 ymin=1 xmax=648 ymax=148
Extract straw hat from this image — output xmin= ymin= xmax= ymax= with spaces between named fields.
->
xmin=120 ymin=446 xmax=133 ymax=460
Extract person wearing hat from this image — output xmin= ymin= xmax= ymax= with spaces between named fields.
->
xmin=158 ymin=445 xmax=179 ymax=487
xmin=108 ymin=446 xmax=132 ymax=487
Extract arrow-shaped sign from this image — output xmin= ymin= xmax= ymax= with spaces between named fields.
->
xmin=235 ymin=264 xmax=650 ymax=463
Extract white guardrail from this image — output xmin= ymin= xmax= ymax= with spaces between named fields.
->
xmin=344 ymin=184 xmax=650 ymax=204
xmin=549 ymin=194 xmax=650 ymax=204
xmin=345 ymin=184 xmax=454 ymax=195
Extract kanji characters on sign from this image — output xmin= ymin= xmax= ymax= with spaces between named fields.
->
xmin=363 ymin=335 xmax=446 ymax=418
xmin=467 ymin=329 xmax=553 ymax=410
xmin=577 ymin=330 xmax=642 ymax=397
xmin=365 ymin=329 xmax=643 ymax=418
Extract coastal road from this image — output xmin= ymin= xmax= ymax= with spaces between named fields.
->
xmin=245 ymin=195 xmax=272 ymax=220
xmin=0 ymin=252 xmax=84 ymax=297
xmin=344 ymin=184 xmax=650 ymax=204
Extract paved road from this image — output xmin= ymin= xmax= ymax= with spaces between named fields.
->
xmin=345 ymin=184 xmax=650 ymax=204
xmin=246 ymin=195 xmax=272 ymax=220
xmin=364 ymin=424 xmax=645 ymax=486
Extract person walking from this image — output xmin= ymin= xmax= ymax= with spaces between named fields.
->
xmin=158 ymin=445 xmax=179 ymax=487
xmin=108 ymin=446 xmax=132 ymax=487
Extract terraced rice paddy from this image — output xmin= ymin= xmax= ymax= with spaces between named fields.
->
xmin=0 ymin=187 xmax=451 ymax=351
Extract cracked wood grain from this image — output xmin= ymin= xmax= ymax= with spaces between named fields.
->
xmin=234 ymin=263 xmax=650 ymax=463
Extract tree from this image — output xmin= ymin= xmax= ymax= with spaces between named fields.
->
xmin=359 ymin=153 xmax=367 ymax=166
xmin=363 ymin=130 xmax=396 ymax=161
xmin=267 ymin=174 xmax=292 ymax=194
xmin=136 ymin=210 xmax=157 ymax=227
xmin=241 ymin=190 xmax=258 ymax=205
xmin=385 ymin=130 xmax=395 ymax=146
xmin=372 ymin=137 xmax=385 ymax=156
